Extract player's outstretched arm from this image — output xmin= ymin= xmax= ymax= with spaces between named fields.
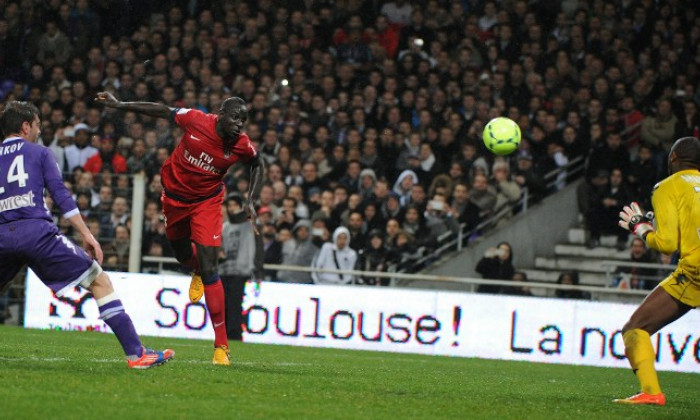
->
xmin=95 ymin=92 xmax=173 ymax=119
xmin=245 ymin=153 xmax=266 ymax=235
xmin=253 ymin=225 xmax=264 ymax=286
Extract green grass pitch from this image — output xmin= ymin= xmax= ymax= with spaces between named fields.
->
xmin=1 ymin=325 xmax=698 ymax=420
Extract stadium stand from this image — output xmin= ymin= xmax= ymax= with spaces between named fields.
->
xmin=1 ymin=0 xmax=699 ymax=323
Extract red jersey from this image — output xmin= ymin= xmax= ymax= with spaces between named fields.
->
xmin=161 ymin=108 xmax=257 ymax=200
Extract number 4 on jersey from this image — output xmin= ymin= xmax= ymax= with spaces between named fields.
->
xmin=0 ymin=155 xmax=29 ymax=194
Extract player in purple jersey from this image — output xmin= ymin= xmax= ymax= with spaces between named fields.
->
xmin=0 ymin=101 xmax=174 ymax=369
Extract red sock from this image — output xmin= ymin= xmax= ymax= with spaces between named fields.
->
xmin=204 ymin=279 xmax=228 ymax=348
xmin=189 ymin=243 xmax=200 ymax=275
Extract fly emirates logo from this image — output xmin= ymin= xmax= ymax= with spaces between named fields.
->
xmin=183 ymin=149 xmax=222 ymax=174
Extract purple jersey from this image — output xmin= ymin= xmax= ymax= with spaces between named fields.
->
xmin=0 ymin=136 xmax=78 ymax=224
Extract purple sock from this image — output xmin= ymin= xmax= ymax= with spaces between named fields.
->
xmin=99 ymin=299 xmax=143 ymax=357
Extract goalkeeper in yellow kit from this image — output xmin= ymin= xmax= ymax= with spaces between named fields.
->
xmin=616 ymin=136 xmax=700 ymax=406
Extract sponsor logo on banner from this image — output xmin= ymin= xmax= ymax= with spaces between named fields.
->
xmin=24 ymin=272 xmax=700 ymax=372
xmin=24 ymin=271 xmax=213 ymax=340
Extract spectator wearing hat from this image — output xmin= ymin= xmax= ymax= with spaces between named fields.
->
xmin=513 ymin=150 xmax=547 ymax=203
xmin=84 ymin=136 xmax=127 ymax=174
xmin=64 ymin=123 xmax=98 ymax=172
xmin=393 ymin=169 xmax=418 ymax=207
xmin=257 ymin=206 xmax=274 ymax=227
xmin=358 ymin=168 xmax=377 ymax=201
xmin=277 ymin=219 xmax=318 ymax=284
xmin=311 ymin=226 xmax=358 ymax=285
xmin=218 ymin=193 xmax=263 ymax=340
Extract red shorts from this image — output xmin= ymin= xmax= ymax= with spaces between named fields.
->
xmin=160 ymin=189 xmax=224 ymax=247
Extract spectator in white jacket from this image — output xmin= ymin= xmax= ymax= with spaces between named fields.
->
xmin=311 ymin=226 xmax=358 ymax=285
xmin=64 ymin=123 xmax=98 ymax=171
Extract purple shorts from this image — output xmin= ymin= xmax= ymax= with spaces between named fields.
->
xmin=0 ymin=219 xmax=100 ymax=297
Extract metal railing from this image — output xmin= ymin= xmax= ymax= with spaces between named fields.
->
xmin=60 ymin=171 xmax=146 ymax=273
xmin=140 ymin=256 xmax=650 ymax=298
xmin=600 ymin=260 xmax=676 ymax=287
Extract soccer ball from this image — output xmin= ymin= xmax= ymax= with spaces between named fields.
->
xmin=482 ymin=117 xmax=522 ymax=156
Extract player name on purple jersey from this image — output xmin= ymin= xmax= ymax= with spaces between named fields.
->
xmin=0 ymin=137 xmax=77 ymax=224
xmin=0 ymin=142 xmax=24 ymax=156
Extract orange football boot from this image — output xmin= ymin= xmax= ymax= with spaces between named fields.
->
xmin=613 ymin=392 xmax=666 ymax=406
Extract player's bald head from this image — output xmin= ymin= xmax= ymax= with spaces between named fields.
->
xmin=670 ymin=137 xmax=700 ymax=169
xmin=221 ymin=97 xmax=247 ymax=118
xmin=217 ymin=96 xmax=248 ymax=141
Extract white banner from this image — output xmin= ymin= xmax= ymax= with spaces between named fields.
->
xmin=25 ymin=272 xmax=700 ymax=372
xmin=242 ymin=283 xmax=700 ymax=372
xmin=24 ymin=271 xmax=213 ymax=340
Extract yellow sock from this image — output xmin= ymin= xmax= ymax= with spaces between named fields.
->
xmin=623 ymin=329 xmax=662 ymax=395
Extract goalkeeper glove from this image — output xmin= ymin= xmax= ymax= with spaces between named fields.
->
xmin=618 ymin=202 xmax=654 ymax=239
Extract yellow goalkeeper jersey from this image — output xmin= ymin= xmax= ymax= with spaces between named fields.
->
xmin=647 ymin=169 xmax=700 ymax=281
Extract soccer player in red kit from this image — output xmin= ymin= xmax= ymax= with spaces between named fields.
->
xmin=96 ymin=91 xmax=265 ymax=365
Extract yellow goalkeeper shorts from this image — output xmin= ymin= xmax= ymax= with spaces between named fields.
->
xmin=659 ymin=269 xmax=700 ymax=308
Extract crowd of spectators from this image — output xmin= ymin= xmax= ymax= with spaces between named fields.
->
xmin=0 ymin=0 xmax=698 ymax=282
